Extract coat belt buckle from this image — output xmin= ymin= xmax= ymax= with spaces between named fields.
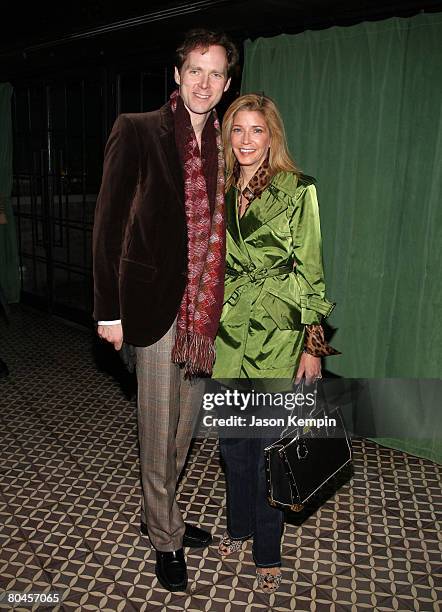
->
xmin=248 ymin=267 xmax=267 ymax=282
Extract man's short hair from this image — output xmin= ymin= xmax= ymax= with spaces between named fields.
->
xmin=175 ymin=28 xmax=239 ymax=77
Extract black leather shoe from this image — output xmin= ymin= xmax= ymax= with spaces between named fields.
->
xmin=155 ymin=548 xmax=187 ymax=592
xmin=182 ymin=523 xmax=213 ymax=548
xmin=140 ymin=521 xmax=213 ymax=548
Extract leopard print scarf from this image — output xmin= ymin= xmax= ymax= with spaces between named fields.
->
xmin=233 ymin=153 xmax=273 ymax=215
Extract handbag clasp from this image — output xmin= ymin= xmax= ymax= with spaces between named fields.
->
xmin=290 ymin=503 xmax=304 ymax=512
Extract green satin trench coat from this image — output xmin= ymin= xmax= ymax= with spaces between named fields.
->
xmin=213 ymin=171 xmax=335 ymax=379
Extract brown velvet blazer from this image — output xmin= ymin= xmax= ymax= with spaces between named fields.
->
xmin=92 ymin=104 xmax=187 ymax=346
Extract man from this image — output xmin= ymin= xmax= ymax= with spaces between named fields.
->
xmin=92 ymin=29 xmax=238 ymax=592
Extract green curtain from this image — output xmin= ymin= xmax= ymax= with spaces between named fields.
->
xmin=241 ymin=14 xmax=442 ymax=463
xmin=0 ymin=82 xmax=20 ymax=304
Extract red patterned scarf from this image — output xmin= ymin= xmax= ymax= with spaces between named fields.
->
xmin=170 ymin=91 xmax=226 ymax=377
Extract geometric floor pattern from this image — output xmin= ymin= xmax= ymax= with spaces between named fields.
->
xmin=0 ymin=307 xmax=440 ymax=611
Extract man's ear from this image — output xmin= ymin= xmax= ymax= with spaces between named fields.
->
xmin=223 ymin=77 xmax=231 ymax=93
xmin=174 ymin=67 xmax=181 ymax=86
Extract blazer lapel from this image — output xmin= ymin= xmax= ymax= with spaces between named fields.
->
xmin=158 ymin=104 xmax=184 ymax=204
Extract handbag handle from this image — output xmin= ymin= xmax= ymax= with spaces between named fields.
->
xmin=279 ymin=379 xmax=337 ymax=439
xmin=280 ymin=379 xmax=315 ymax=438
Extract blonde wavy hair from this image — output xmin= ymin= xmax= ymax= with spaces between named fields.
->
xmin=222 ymin=93 xmax=300 ymax=191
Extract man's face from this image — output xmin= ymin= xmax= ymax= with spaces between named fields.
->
xmin=174 ymin=45 xmax=231 ymax=120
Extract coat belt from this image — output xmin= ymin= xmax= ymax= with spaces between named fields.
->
xmin=226 ymin=264 xmax=292 ymax=282
xmin=224 ymin=265 xmax=292 ymax=306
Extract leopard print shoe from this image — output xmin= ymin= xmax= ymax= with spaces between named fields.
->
xmin=255 ymin=568 xmax=282 ymax=593
xmin=218 ymin=532 xmax=247 ymax=558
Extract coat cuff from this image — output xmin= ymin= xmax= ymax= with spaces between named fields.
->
xmin=300 ymin=295 xmax=335 ymax=324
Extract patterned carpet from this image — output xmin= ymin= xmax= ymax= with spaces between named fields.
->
xmin=0 ymin=307 xmax=441 ymax=611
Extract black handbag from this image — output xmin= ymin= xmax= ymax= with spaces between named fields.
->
xmin=264 ymin=382 xmax=352 ymax=512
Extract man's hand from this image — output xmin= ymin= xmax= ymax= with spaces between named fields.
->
xmin=97 ymin=323 xmax=123 ymax=351
xmin=295 ymin=352 xmax=321 ymax=385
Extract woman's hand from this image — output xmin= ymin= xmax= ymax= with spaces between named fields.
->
xmin=295 ymin=352 xmax=321 ymax=385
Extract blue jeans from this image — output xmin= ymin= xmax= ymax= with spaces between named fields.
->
xmin=219 ymin=436 xmax=284 ymax=567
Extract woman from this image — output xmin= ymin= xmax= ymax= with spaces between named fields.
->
xmin=213 ymin=94 xmax=338 ymax=593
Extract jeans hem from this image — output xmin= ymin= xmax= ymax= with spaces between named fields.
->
xmin=254 ymin=561 xmax=282 ymax=568
xmin=227 ymin=530 xmax=254 ymax=541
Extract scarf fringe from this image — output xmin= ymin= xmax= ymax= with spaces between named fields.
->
xmin=172 ymin=331 xmax=216 ymax=377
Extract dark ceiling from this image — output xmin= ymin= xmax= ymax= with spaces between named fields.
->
xmin=2 ymin=0 xmax=442 ymax=79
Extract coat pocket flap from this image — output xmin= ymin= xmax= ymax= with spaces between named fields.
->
xmin=119 ymin=258 xmax=157 ymax=283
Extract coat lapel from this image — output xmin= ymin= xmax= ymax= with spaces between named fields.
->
xmin=239 ymin=172 xmax=299 ymax=240
xmin=225 ymin=187 xmax=256 ymax=270
xmin=225 ymin=187 xmax=242 ymax=247
xmin=158 ymin=104 xmax=184 ymax=204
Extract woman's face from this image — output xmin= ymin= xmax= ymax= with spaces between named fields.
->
xmin=230 ymin=110 xmax=271 ymax=174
